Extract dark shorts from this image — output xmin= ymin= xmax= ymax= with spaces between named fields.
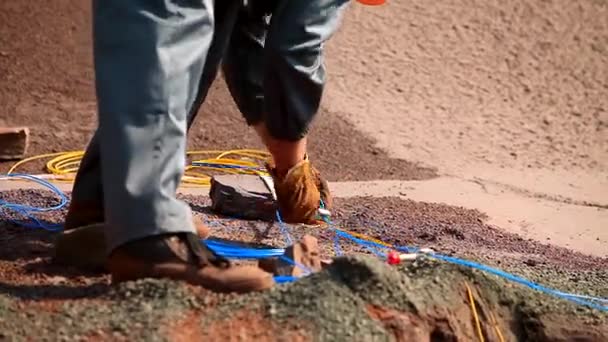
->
xmin=188 ymin=0 xmax=350 ymax=141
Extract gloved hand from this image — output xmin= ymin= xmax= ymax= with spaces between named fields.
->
xmin=266 ymin=155 xmax=333 ymax=224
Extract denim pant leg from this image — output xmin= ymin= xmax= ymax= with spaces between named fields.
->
xmin=92 ymin=0 xmax=215 ymax=252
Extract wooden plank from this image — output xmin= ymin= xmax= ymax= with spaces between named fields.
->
xmin=0 ymin=126 xmax=29 ymax=160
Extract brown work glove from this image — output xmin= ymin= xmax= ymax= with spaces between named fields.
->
xmin=266 ymin=155 xmax=332 ymax=224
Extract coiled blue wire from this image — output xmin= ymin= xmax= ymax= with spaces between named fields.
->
xmin=202 ymin=240 xmax=303 ymax=282
xmin=0 ymin=173 xmax=67 ymax=231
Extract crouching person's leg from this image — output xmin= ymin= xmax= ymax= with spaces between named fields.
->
xmin=261 ymin=0 xmax=350 ymax=223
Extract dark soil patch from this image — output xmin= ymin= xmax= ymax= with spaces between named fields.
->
xmin=0 ymin=189 xmax=606 ymax=340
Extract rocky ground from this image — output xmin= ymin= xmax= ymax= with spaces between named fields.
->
xmin=0 ymin=189 xmax=606 ymax=341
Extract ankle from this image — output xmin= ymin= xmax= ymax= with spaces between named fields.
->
xmin=255 ymin=123 xmax=307 ymax=175
xmin=272 ymin=148 xmax=306 ymax=176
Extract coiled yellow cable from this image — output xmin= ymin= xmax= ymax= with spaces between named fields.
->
xmin=7 ymin=149 xmax=272 ymax=187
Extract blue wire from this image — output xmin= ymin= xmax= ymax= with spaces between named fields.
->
xmin=273 ymin=275 xmax=298 ymax=283
xmin=321 ymin=214 xmax=343 ymax=256
xmin=1 ymin=173 xmax=68 ymax=211
xmin=278 ymin=255 xmax=312 ymax=275
xmin=0 ymin=173 xmax=67 ymax=231
xmin=553 ymin=292 xmax=608 ymax=303
xmin=275 ymin=210 xmax=293 ymax=245
xmin=317 ymin=208 xmax=607 ymax=312
xmin=203 ymin=240 xmax=285 ymax=259
xmin=333 ymin=231 xmax=343 ymax=256
xmin=427 ymin=253 xmax=608 ymax=312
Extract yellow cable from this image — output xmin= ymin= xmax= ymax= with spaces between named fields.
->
xmin=9 ymin=149 xmax=418 ymax=252
xmin=488 ymin=311 xmax=505 ymax=342
xmin=465 ymin=282 xmax=485 ymax=342
xmin=8 ymin=149 xmax=271 ymax=187
xmin=7 ymin=152 xmax=69 ymax=174
xmin=216 ymin=149 xmax=270 ymax=160
xmin=8 ymin=148 xmax=408 ymax=247
xmin=187 ymin=150 xmax=228 ymax=156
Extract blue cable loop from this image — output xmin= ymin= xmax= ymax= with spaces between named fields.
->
xmin=0 ymin=173 xmax=67 ymax=231
xmin=1 ymin=174 xmax=606 ymax=311
xmin=333 ymin=231 xmax=343 ymax=256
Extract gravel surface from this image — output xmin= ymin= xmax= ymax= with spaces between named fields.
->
xmin=0 ymin=189 xmax=606 ymax=340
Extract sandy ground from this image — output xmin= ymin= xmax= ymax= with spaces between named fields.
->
xmin=320 ymin=0 xmax=608 ymax=255
xmin=327 ymin=0 xmax=608 ymax=177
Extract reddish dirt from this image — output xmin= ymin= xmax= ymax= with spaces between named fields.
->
xmin=365 ymin=290 xmax=511 ymax=342
xmin=201 ymin=310 xmax=311 ymax=342
xmin=165 ymin=311 xmax=207 ymax=342
xmin=366 ymin=305 xmax=432 ymax=341
xmin=324 ymin=0 xmax=608 ymax=175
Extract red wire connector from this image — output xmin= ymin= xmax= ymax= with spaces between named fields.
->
xmin=387 ymin=248 xmax=434 ymax=265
